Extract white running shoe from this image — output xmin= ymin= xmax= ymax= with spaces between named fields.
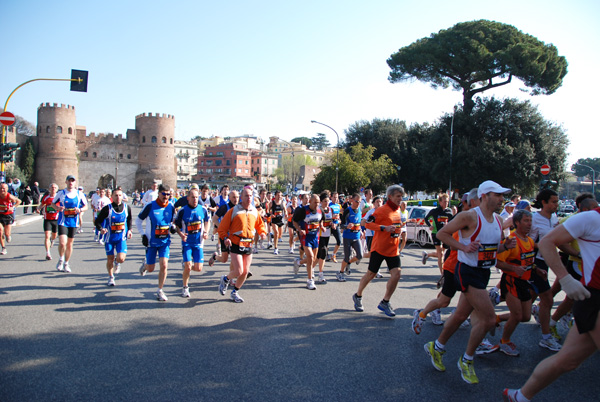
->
xmin=431 ymin=309 xmax=443 ymax=326
xmin=532 ymin=304 xmax=541 ymax=325
xmin=252 ymin=247 xmax=258 ymax=254
xmin=63 ymin=263 xmax=71 ymax=273
xmin=307 ymin=279 xmax=316 ymax=290
xmin=273 ymin=248 xmax=279 ymax=255
xmin=293 ymin=258 xmax=300 ymax=274
xmin=0 ymin=248 xmax=6 ymax=255
xmin=46 ymin=253 xmax=52 ymax=260
xmin=139 ymin=262 xmax=147 ymax=276
xmin=375 ymin=271 xmax=383 ymax=278
xmin=316 ymin=274 xmax=327 ymax=283
xmin=5 ymin=235 xmax=11 ymax=243
xmin=421 ymin=251 xmax=428 ymax=265
xmin=56 ymin=260 xmax=65 ymax=272
xmin=182 ymin=287 xmax=190 ymax=298
xmin=107 ymin=277 xmax=116 ymax=286
xmin=114 ymin=263 xmax=121 ymax=275
xmin=156 ymin=289 xmax=168 ymax=301
xmin=288 ymin=248 xmax=294 ymax=254
xmin=335 ymin=272 xmax=346 ymax=282
xmin=230 ymin=290 xmax=244 ymax=303
xmin=539 ymin=336 xmax=561 ymax=352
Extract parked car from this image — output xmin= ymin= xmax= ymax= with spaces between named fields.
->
xmin=405 ymin=206 xmax=434 ymax=247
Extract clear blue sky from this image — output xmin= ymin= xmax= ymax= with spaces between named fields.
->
xmin=2 ymin=0 xmax=599 ymax=168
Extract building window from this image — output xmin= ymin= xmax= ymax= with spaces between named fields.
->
xmin=245 ymin=160 xmax=248 ymax=165
xmin=68 ymin=127 xmax=73 ymax=134
xmin=152 ymin=136 xmax=157 ymax=143
xmin=170 ymin=138 xmax=173 ymax=144
xmin=226 ymin=160 xmax=230 ymax=166
xmin=127 ymin=154 xmax=131 ymax=159
xmin=142 ymin=136 xmax=146 ymax=143
xmin=46 ymin=126 xmax=50 ymax=133
xmin=56 ymin=126 xmax=62 ymax=134
xmin=93 ymin=152 xmax=97 ymax=158
xmin=84 ymin=151 xmax=88 ymax=157
xmin=162 ymin=137 xmax=166 ymax=144
xmin=119 ymin=154 xmax=123 ymax=159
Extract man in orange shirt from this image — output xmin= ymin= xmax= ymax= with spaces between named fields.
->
xmin=352 ymin=185 xmax=405 ymax=317
xmin=217 ymin=187 xmax=267 ymax=303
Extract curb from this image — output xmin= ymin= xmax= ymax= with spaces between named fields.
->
xmin=13 ymin=214 xmax=44 ymax=227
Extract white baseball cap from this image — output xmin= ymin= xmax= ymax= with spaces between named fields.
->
xmin=477 ymin=180 xmax=511 ymax=198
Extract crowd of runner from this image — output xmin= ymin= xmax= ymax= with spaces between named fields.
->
xmin=1 ymin=174 xmax=599 ymax=401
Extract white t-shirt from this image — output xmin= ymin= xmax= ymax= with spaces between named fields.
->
xmin=530 ymin=212 xmax=559 ymax=261
xmin=364 ymin=208 xmax=376 ymax=237
xmin=562 ymin=209 xmax=600 ymax=289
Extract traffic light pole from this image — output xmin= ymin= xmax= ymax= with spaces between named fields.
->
xmin=1 ymin=73 xmax=87 ymax=182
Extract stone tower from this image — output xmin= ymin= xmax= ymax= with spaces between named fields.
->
xmin=134 ymin=113 xmax=176 ymax=190
xmin=35 ymin=103 xmax=79 ymax=188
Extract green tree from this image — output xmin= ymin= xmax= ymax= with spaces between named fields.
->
xmin=311 ymin=132 xmax=331 ymax=150
xmin=20 ymin=138 xmax=36 ymax=181
xmin=274 ymin=154 xmax=316 ymax=188
xmin=571 ymin=158 xmax=600 ymax=181
xmin=344 ymin=118 xmax=407 ymax=162
xmin=312 ymin=143 xmax=396 ymax=194
xmin=423 ymin=97 xmax=569 ymax=195
xmin=291 ymin=137 xmax=312 ymax=148
xmin=387 ymin=20 xmax=568 ymax=114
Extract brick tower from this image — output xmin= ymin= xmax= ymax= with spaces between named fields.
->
xmin=134 ymin=113 xmax=176 ymax=190
xmin=34 ymin=103 xmax=79 ymax=188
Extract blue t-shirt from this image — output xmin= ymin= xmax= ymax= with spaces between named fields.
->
xmin=138 ymin=201 xmax=175 ymax=247
xmin=53 ymin=189 xmax=87 ymax=228
xmin=342 ymin=206 xmax=362 ymax=240
xmin=175 ymin=204 xmax=210 ymax=247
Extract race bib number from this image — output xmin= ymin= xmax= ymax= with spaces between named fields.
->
xmin=391 ymin=223 xmax=402 ymax=238
xmin=322 ymin=219 xmax=332 ymax=227
xmin=0 ymin=205 xmax=8 ymax=213
xmin=111 ymin=222 xmax=125 ymax=233
xmin=521 ymin=250 xmax=536 ymax=270
xmin=477 ymin=243 xmax=498 ymax=268
xmin=238 ymin=237 xmax=253 ymax=249
xmin=64 ymin=208 xmax=78 ymax=217
xmin=187 ymin=221 xmax=202 ymax=234
xmin=155 ymin=225 xmax=170 ymax=239
xmin=307 ymin=222 xmax=320 ymax=232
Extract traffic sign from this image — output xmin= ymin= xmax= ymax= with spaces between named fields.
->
xmin=0 ymin=111 xmax=15 ymax=126
xmin=541 ymin=164 xmax=551 ymax=175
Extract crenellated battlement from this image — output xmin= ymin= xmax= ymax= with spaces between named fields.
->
xmin=135 ymin=112 xmax=175 ymax=120
xmin=38 ymin=102 xmax=75 ymax=110
xmin=86 ymin=132 xmax=127 ymax=141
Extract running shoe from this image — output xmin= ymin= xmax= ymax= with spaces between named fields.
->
xmin=63 ymin=263 xmax=71 ymax=273
xmin=499 ymin=341 xmax=520 ymax=357
xmin=353 ymin=293 xmax=364 ymax=312
xmin=0 ymin=248 xmax=7 ymax=255
xmin=156 ymin=289 xmax=168 ymax=301
xmin=293 ymin=258 xmax=300 ymax=274
xmin=331 ymin=255 xmax=337 ymax=263
xmin=56 ymin=260 xmax=64 ymax=272
xmin=489 ymin=287 xmax=501 ymax=305
xmin=457 ymin=357 xmax=479 ymax=384
xmin=46 ymin=253 xmax=52 ymax=260
xmin=114 ymin=263 xmax=121 ymax=275
xmin=345 ymin=263 xmax=352 ymax=276
xmin=252 ymin=247 xmax=258 ymax=254
xmin=316 ymin=274 xmax=327 ymax=284
xmin=335 ymin=272 xmax=346 ymax=282
xmin=431 ymin=309 xmax=443 ymax=326
xmin=559 ymin=313 xmax=574 ymax=332
xmin=421 ymin=251 xmax=428 ymax=265
xmin=306 ymin=279 xmax=316 ymax=290
xmin=267 ymin=243 xmax=273 ymax=249
xmin=531 ymin=303 xmax=541 ymax=325
xmin=475 ymin=338 xmax=499 ymax=355
xmin=99 ymin=238 xmax=105 ymax=245
xmin=182 ymin=286 xmax=191 ymax=298
xmin=460 ymin=318 xmax=471 ymax=329
xmin=539 ymin=337 xmax=561 ymax=352
xmin=247 ymin=271 xmax=253 ymax=278
xmin=375 ymin=272 xmax=383 ymax=279
xmin=325 ymin=255 xmax=331 ymax=262
xmin=50 ymin=239 xmax=55 ymax=247
xmin=436 ymin=275 xmax=444 ymax=289
xmin=107 ymin=277 xmax=116 ymax=287
xmin=549 ymin=325 xmax=562 ymax=341
xmin=502 ymin=389 xmax=519 ymax=402
xmin=219 ymin=275 xmax=229 ymax=295
xmin=412 ymin=309 xmax=425 ymax=334
xmin=230 ymin=290 xmax=244 ymax=303
xmin=5 ymin=235 xmax=11 ymax=243
xmin=377 ymin=300 xmax=396 ymax=317
xmin=139 ymin=262 xmax=147 ymax=276
xmin=424 ymin=341 xmax=445 ymax=372
xmin=208 ymin=252 xmax=217 ymax=267
xmin=288 ymin=248 xmax=294 ymax=254
xmin=211 ymin=234 xmax=215 ymax=241
xmin=273 ymin=248 xmax=279 ymax=255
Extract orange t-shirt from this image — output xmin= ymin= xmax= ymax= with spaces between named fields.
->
xmin=442 ymin=232 xmax=460 ymax=274
xmin=365 ymin=203 xmax=401 ymax=257
xmin=496 ymin=233 xmax=536 ymax=280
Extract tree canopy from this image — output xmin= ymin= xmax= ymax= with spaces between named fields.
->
xmin=311 ymin=132 xmax=331 ymax=150
xmin=387 ymin=20 xmax=568 ymax=113
xmin=291 ymin=137 xmax=312 ymax=148
xmin=571 ymin=158 xmax=600 ymax=181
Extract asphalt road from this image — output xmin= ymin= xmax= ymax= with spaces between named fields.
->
xmin=0 ymin=212 xmax=598 ymax=401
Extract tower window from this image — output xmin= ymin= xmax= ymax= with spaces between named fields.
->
xmin=127 ymin=154 xmax=131 ymax=159
xmin=142 ymin=136 xmax=146 ymax=143
xmin=68 ymin=127 xmax=73 ymax=134
xmin=57 ymin=126 xmax=63 ymax=134
xmin=162 ymin=137 xmax=166 ymax=144
xmin=152 ymin=136 xmax=157 ymax=143
xmin=93 ymin=152 xmax=97 ymax=158
xmin=46 ymin=126 xmax=50 ymax=133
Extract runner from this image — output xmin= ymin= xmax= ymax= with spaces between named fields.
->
xmin=0 ymin=182 xmax=22 ymax=255
xmin=286 ymin=195 xmax=298 ymax=254
xmin=208 ymin=190 xmax=239 ymax=267
xmin=412 ymin=188 xmax=479 ymax=334
xmin=293 ymin=193 xmax=324 ymax=290
xmin=361 ymin=196 xmax=383 ymax=260
xmin=77 ymin=185 xmax=85 ymax=233
xmin=398 ymin=201 xmax=412 ymax=257
xmin=502 ymin=205 xmax=600 ymax=402
xmin=211 ymin=185 xmax=230 ymax=241
xmin=493 ymin=209 xmax=537 ymax=356
xmin=352 ymin=185 xmax=405 ymax=317
xmin=174 ymin=188 xmax=211 ymax=298
xmin=217 ymin=187 xmax=266 ymax=302
xmin=136 ymin=184 xmax=175 ymax=301
xmin=92 ymin=188 xmax=111 ymax=243
xmin=423 ymin=180 xmax=515 ymax=385
xmin=315 ymin=192 xmax=334 ymax=283
xmin=141 ymin=182 xmax=158 ymax=207
xmin=94 ymin=187 xmax=132 ymax=286
xmin=528 ymin=189 xmax=562 ymax=351
xmin=268 ymin=190 xmax=287 ymax=255
xmin=329 ymin=192 xmax=343 ymax=262
xmin=422 ymin=193 xmax=454 ymax=286
xmin=52 ymin=175 xmax=88 ymax=272
xmin=336 ymin=193 xmax=364 ymax=282
xmin=36 ymin=183 xmax=59 ymax=260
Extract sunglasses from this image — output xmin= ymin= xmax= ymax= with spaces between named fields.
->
xmin=161 ymin=192 xmax=172 ymax=197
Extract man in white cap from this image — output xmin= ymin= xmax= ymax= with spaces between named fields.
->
xmin=423 ymin=180 xmax=516 ymax=385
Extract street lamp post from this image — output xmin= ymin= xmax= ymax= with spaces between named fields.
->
xmin=574 ymin=163 xmax=596 ymax=196
xmin=448 ymin=106 xmax=457 ymax=198
xmin=310 ymin=120 xmax=339 ymax=193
